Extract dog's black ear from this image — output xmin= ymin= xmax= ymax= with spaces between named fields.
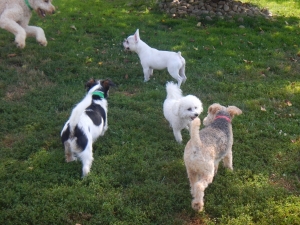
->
xmin=85 ymin=78 xmax=97 ymax=91
xmin=101 ymin=79 xmax=116 ymax=89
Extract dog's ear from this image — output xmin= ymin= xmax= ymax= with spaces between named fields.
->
xmin=134 ymin=29 xmax=140 ymax=43
xmin=101 ymin=79 xmax=116 ymax=89
xmin=85 ymin=78 xmax=97 ymax=91
xmin=208 ymin=103 xmax=222 ymax=115
xmin=227 ymin=106 xmax=242 ymax=118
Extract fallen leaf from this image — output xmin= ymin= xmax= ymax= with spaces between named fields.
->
xmin=7 ymin=54 xmax=17 ymax=57
xmin=98 ymin=62 xmax=103 ymax=65
xmin=261 ymin=106 xmax=266 ymax=111
xmin=285 ymin=100 xmax=292 ymax=106
xmin=193 ymin=46 xmax=198 ymax=50
xmin=125 ymin=74 xmax=128 ymax=79
xmin=70 ymin=25 xmax=77 ymax=30
xmin=196 ymin=22 xmax=201 ymax=27
xmin=243 ymin=59 xmax=253 ymax=64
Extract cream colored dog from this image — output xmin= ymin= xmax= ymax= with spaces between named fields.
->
xmin=184 ymin=103 xmax=242 ymax=212
xmin=0 ymin=0 xmax=55 ymax=48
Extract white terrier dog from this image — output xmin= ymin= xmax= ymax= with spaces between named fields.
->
xmin=61 ymin=78 xmax=115 ymax=177
xmin=163 ymin=82 xmax=203 ymax=143
xmin=0 ymin=0 xmax=55 ymax=48
xmin=123 ymin=29 xmax=187 ymax=87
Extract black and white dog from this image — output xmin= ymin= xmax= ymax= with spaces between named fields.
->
xmin=61 ymin=78 xmax=115 ymax=177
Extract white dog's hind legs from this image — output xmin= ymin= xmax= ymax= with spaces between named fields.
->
xmin=79 ymin=144 xmax=94 ymax=177
xmin=168 ymin=68 xmax=184 ymax=87
xmin=25 ymin=26 xmax=47 ymax=46
xmin=179 ymin=66 xmax=187 ymax=83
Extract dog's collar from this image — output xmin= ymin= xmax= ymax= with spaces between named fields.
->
xmin=215 ymin=115 xmax=231 ymax=123
xmin=25 ymin=0 xmax=33 ymax=11
xmin=92 ymin=91 xmax=105 ymax=99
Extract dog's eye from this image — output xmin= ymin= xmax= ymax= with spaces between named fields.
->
xmin=45 ymin=0 xmax=49 ymax=3
xmin=188 ymin=108 xmax=192 ymax=111
xmin=195 ymin=107 xmax=197 ymax=109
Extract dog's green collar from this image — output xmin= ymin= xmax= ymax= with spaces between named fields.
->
xmin=25 ymin=0 xmax=33 ymax=11
xmin=92 ymin=91 xmax=105 ymax=99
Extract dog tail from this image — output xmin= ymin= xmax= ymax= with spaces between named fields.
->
xmin=166 ymin=81 xmax=182 ymax=100
xmin=190 ymin=117 xmax=202 ymax=147
xmin=68 ymin=94 xmax=93 ymax=132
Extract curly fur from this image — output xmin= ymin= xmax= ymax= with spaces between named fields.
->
xmin=0 ymin=0 xmax=55 ymax=48
xmin=163 ymin=82 xmax=203 ymax=143
xmin=184 ymin=103 xmax=242 ymax=212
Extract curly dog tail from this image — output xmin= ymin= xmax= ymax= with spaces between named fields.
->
xmin=68 ymin=94 xmax=92 ymax=132
xmin=190 ymin=117 xmax=202 ymax=147
xmin=165 ymin=81 xmax=182 ymax=100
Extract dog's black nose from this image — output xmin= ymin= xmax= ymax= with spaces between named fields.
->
xmin=195 ymin=113 xmax=199 ymax=117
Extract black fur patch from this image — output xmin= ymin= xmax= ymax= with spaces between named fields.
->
xmin=85 ymin=103 xmax=106 ymax=126
xmin=61 ymin=123 xmax=88 ymax=152
xmin=74 ymin=125 xmax=88 ymax=151
xmin=61 ymin=123 xmax=70 ymax=144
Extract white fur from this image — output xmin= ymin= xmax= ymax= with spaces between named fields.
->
xmin=0 ymin=0 xmax=55 ymax=48
xmin=163 ymin=82 xmax=203 ymax=143
xmin=61 ymin=80 xmax=110 ymax=177
xmin=123 ymin=29 xmax=187 ymax=87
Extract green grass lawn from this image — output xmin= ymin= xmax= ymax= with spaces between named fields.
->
xmin=0 ymin=0 xmax=299 ymax=224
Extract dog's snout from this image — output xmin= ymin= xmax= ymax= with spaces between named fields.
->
xmin=195 ymin=113 xmax=199 ymax=117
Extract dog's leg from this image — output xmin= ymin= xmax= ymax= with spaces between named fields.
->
xmin=179 ymin=65 xmax=187 ymax=83
xmin=223 ymin=149 xmax=233 ymax=171
xmin=143 ymin=68 xmax=151 ymax=82
xmin=64 ymin=142 xmax=76 ymax=162
xmin=167 ymin=68 xmax=183 ymax=87
xmin=173 ymin=129 xmax=182 ymax=143
xmin=186 ymin=168 xmax=198 ymax=196
xmin=24 ymin=26 xmax=47 ymax=46
xmin=149 ymin=68 xmax=153 ymax=77
xmin=0 ymin=19 xmax=26 ymax=48
xmin=79 ymin=143 xmax=94 ymax=177
xmin=192 ymin=175 xmax=213 ymax=212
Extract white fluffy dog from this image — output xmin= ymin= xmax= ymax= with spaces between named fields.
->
xmin=61 ymin=78 xmax=115 ymax=177
xmin=0 ymin=0 xmax=55 ymax=48
xmin=163 ymin=82 xmax=203 ymax=143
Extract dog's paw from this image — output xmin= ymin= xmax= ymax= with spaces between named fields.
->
xmin=192 ymin=200 xmax=204 ymax=212
xmin=15 ymin=40 xmax=25 ymax=49
xmin=39 ymin=40 xmax=48 ymax=47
